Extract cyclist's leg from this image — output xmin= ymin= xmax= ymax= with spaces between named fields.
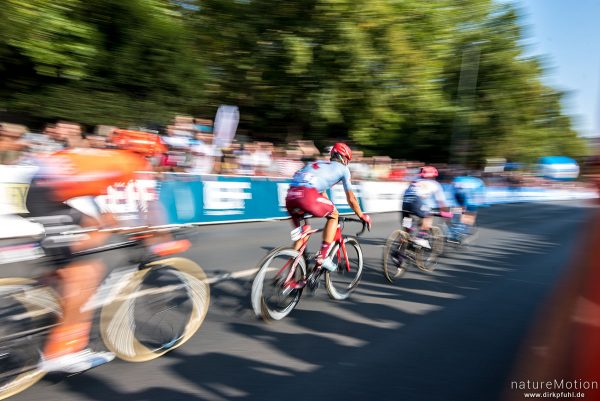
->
xmin=319 ymin=208 xmax=338 ymax=259
xmin=285 ymin=188 xmax=306 ymax=251
xmin=402 ymin=194 xmax=428 ymax=230
xmin=299 ymin=190 xmax=336 ymax=261
xmin=405 ymin=196 xmax=432 ymax=247
xmin=28 ymin=193 xmax=112 ymax=370
xmin=42 ymin=212 xmax=107 ymax=359
xmin=323 ymin=208 xmax=338 ymax=243
xmin=405 ymin=195 xmax=431 ymax=234
xmin=43 ymin=258 xmax=104 ymax=358
xmin=285 ymin=187 xmax=336 ymax=256
xmin=461 ymin=203 xmax=478 ymax=236
xmin=448 ymin=191 xmax=465 ymax=239
xmin=290 ymin=215 xmax=303 ymax=251
xmin=40 ymin=255 xmax=113 ymax=371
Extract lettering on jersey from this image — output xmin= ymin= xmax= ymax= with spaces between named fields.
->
xmin=96 ymin=179 xmax=157 ymax=220
xmin=203 ymin=181 xmax=251 ymax=215
xmin=291 ymin=168 xmax=320 ymax=188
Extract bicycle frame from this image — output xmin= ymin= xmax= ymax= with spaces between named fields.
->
xmin=3 ymin=223 xmax=196 ymax=317
xmin=276 ymin=218 xmax=356 ymax=289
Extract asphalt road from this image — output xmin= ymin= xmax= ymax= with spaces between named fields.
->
xmin=6 ymin=200 xmax=596 ymax=401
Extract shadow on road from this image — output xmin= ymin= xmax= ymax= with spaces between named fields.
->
xmin=52 ymin=201 xmax=594 ymax=401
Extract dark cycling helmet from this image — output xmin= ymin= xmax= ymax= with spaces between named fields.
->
xmin=330 ymin=142 xmax=352 ymax=164
xmin=419 ymin=165 xmax=439 ymax=179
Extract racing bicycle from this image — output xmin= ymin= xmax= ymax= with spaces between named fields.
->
xmin=0 ymin=219 xmax=210 ymax=400
xmin=442 ymin=207 xmax=479 ymax=253
xmin=382 ymin=211 xmax=446 ymax=283
xmin=251 ymin=216 xmax=367 ymax=321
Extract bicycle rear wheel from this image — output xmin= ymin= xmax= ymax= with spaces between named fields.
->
xmin=251 ymin=248 xmax=306 ymax=321
xmin=0 ymin=278 xmax=60 ymax=401
xmin=416 ymin=226 xmax=444 ymax=272
xmin=325 ymin=237 xmax=363 ymax=300
xmin=383 ymin=229 xmax=410 ymax=283
xmin=100 ymin=257 xmax=210 ymax=362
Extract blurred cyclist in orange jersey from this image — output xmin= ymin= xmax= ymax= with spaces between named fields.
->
xmin=26 ymin=146 xmax=154 ymax=373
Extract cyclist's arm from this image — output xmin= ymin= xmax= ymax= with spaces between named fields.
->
xmin=345 ymin=190 xmax=365 ymax=218
xmin=340 ymin=167 xmax=364 ymax=217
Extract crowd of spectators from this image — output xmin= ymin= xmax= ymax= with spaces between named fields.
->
xmin=0 ymin=116 xmax=418 ymax=181
xmin=0 ymin=116 xmax=593 ymax=189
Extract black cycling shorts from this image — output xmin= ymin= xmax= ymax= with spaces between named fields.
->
xmin=402 ymin=195 xmax=431 ymax=219
xmin=26 ymin=180 xmax=86 ymax=265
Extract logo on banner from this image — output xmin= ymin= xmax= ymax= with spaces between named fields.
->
xmin=330 ymin=184 xmax=361 ymax=208
xmin=0 ymin=183 xmax=29 ymax=214
xmin=203 ymin=181 xmax=251 ymax=215
xmin=277 ymin=183 xmax=290 ymax=210
xmin=96 ymin=180 xmax=157 ymax=220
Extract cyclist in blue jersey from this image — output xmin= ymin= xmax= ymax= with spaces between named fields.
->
xmin=449 ymin=174 xmax=486 ymax=241
xmin=286 ymin=143 xmax=371 ymax=271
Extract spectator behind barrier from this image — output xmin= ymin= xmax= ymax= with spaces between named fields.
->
xmin=0 ymin=123 xmax=28 ymax=164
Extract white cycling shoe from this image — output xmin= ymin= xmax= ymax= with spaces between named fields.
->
xmin=412 ymin=237 xmax=431 ymax=249
xmin=39 ymin=349 xmax=115 ymax=374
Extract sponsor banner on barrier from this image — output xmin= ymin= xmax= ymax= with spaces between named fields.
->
xmin=485 ymin=187 xmax=598 ymax=203
xmin=361 ymin=181 xmax=408 ymax=213
xmin=160 ymin=174 xmax=364 ymax=224
xmin=160 ymin=175 xmax=287 ymax=224
xmin=0 ymin=165 xmax=37 ymax=214
xmin=328 ymin=183 xmax=362 ymax=214
xmin=0 ymin=166 xmax=597 ymax=226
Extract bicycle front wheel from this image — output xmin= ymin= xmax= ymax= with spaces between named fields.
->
xmin=383 ymin=229 xmax=410 ymax=283
xmin=325 ymin=237 xmax=363 ymax=300
xmin=416 ymin=226 xmax=444 ymax=272
xmin=100 ymin=257 xmax=210 ymax=362
xmin=251 ymin=248 xmax=306 ymax=321
xmin=0 ymin=278 xmax=60 ymax=401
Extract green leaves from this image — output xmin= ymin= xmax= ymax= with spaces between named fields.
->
xmin=0 ymin=0 xmax=586 ymax=163
xmin=4 ymin=0 xmax=98 ymax=80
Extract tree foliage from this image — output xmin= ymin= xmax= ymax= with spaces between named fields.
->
xmin=0 ymin=0 xmax=588 ymax=163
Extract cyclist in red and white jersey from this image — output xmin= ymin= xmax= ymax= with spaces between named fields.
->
xmin=286 ymin=143 xmax=371 ymax=270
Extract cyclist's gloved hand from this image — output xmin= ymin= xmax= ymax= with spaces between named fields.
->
xmin=440 ymin=211 xmax=453 ymax=219
xmin=360 ymin=213 xmax=372 ymax=231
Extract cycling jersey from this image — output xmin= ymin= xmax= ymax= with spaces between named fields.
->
xmin=404 ymin=179 xmax=447 ymax=205
xmin=402 ymin=179 xmax=447 ymax=218
xmin=33 ymin=148 xmax=152 ymax=201
xmin=452 ymin=176 xmax=486 ymax=211
xmin=26 ymin=148 xmax=153 ymax=264
xmin=290 ymin=161 xmax=352 ymax=193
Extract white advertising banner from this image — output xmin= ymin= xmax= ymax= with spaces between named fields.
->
xmin=213 ymin=105 xmax=240 ymax=149
xmin=0 ymin=165 xmax=37 ymax=215
xmin=360 ymin=181 xmax=409 ymax=213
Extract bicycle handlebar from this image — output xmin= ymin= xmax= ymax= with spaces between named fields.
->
xmin=338 ymin=216 xmax=368 ymax=236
